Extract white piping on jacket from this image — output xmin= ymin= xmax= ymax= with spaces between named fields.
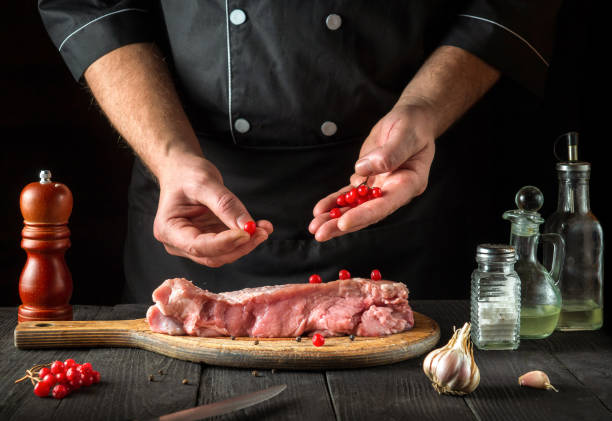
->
xmin=58 ymin=8 xmax=148 ymax=51
xmin=224 ymin=0 xmax=237 ymax=143
xmin=458 ymin=14 xmax=549 ymax=67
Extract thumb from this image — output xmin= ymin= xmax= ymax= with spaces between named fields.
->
xmin=188 ymin=181 xmax=253 ymax=230
xmin=355 ymin=122 xmax=416 ymax=176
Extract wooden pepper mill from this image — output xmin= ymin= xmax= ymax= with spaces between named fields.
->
xmin=18 ymin=170 xmax=73 ymax=322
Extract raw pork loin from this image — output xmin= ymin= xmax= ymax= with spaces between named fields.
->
xmin=146 ymin=277 xmax=414 ymax=337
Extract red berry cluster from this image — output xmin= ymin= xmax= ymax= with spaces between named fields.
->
xmin=17 ymin=359 xmax=101 ymax=399
xmin=330 ymin=184 xmax=382 ymax=219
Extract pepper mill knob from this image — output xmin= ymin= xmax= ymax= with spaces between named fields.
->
xmin=515 ymin=185 xmax=544 ymax=213
xmin=18 ymin=170 xmax=73 ymax=322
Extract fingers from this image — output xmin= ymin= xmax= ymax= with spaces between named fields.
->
xmin=185 ymin=181 xmax=253 ymax=230
xmin=312 ymin=186 xmax=352 ymax=217
xmin=161 ymin=221 xmax=271 ymax=267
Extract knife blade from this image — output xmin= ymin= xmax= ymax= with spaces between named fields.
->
xmin=141 ymin=384 xmax=287 ymax=421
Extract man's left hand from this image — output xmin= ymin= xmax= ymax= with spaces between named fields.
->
xmin=309 ymin=103 xmax=436 ymax=241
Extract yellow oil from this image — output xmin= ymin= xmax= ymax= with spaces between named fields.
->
xmin=557 ymin=299 xmax=603 ymax=331
xmin=520 ymin=305 xmax=561 ymax=339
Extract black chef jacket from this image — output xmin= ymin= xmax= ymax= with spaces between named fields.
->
xmin=39 ymin=1 xmax=561 ymax=302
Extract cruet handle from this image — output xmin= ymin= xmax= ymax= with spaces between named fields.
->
xmin=540 ymin=233 xmax=565 ymax=285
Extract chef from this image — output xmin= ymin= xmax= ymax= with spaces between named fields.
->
xmin=38 ymin=1 xmax=561 ymax=302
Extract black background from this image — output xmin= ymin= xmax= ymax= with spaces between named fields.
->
xmin=0 ymin=2 xmax=607 ymax=327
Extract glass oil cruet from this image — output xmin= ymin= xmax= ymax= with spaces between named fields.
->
xmin=503 ymin=186 xmax=563 ymax=339
xmin=544 ymin=132 xmax=604 ymax=331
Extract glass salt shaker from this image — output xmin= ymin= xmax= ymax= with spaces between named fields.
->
xmin=544 ymin=132 xmax=604 ymax=330
xmin=471 ymin=244 xmax=521 ymax=350
xmin=503 ymin=186 xmax=563 ymax=339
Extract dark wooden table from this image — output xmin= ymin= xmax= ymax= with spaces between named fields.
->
xmin=1 ymin=301 xmax=611 ymax=420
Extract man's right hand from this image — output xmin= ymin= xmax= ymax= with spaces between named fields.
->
xmin=153 ymin=154 xmax=273 ymax=267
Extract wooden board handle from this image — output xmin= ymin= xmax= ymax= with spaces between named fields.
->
xmin=15 ymin=319 xmax=147 ymax=348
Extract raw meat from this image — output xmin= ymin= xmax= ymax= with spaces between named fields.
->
xmin=146 ymin=277 xmax=414 ymax=337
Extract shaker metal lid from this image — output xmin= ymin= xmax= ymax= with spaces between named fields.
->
xmin=476 ymin=244 xmax=516 ymax=261
xmin=556 ymin=161 xmax=591 ymax=172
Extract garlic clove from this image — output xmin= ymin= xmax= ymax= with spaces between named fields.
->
xmin=423 ymin=322 xmax=480 ymax=395
xmin=518 ymin=370 xmax=559 ymax=392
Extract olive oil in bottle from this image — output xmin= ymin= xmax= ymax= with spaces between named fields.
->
xmin=520 ymin=305 xmax=562 ymax=338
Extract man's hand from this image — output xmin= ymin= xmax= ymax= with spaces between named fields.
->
xmin=309 ymin=103 xmax=435 ymax=241
xmin=84 ymin=43 xmax=274 ymax=266
xmin=153 ymin=154 xmax=273 ymax=267
xmin=309 ymin=46 xmax=500 ymax=242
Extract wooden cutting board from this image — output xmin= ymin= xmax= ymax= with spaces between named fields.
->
xmin=14 ymin=312 xmax=439 ymax=370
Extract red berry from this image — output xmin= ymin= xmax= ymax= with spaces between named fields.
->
xmin=64 ymin=358 xmax=76 ymax=368
xmin=243 ymin=221 xmax=256 ymax=236
xmin=370 ymin=269 xmax=382 ymax=281
xmin=329 ymin=208 xmax=342 ymax=219
xmin=345 ymin=189 xmax=357 ymax=204
xmin=55 ymin=372 xmax=67 ymax=384
xmin=52 ymin=384 xmax=69 ymax=399
xmin=371 ymin=187 xmax=382 ymax=198
xmin=338 ymin=269 xmax=351 ymax=280
xmin=50 ymin=361 xmax=64 ymax=375
xmin=312 ymin=333 xmax=325 ymax=347
xmin=81 ymin=362 xmax=93 ymax=374
xmin=66 ymin=367 xmax=80 ymax=382
xmin=336 ymin=195 xmax=347 ymax=207
xmin=34 ymin=381 xmax=50 ymax=397
xmin=357 ymin=185 xmax=369 ymax=197
xmin=356 ymin=197 xmax=368 ymax=205
xmin=309 ymin=274 xmax=322 ymax=284
xmin=82 ymin=375 xmax=94 ymax=387
xmin=42 ymin=374 xmax=57 ymax=387
xmin=38 ymin=367 xmax=51 ymax=378
xmin=69 ymin=378 xmax=83 ymax=390
xmin=92 ymin=371 xmax=101 ymax=384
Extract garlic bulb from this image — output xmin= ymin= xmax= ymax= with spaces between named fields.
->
xmin=423 ymin=322 xmax=480 ymax=395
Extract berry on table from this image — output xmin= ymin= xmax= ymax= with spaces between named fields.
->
xmin=312 ymin=333 xmax=325 ymax=347
xmin=55 ymin=371 xmax=67 ymax=384
xmin=309 ymin=274 xmax=322 ymax=284
xmin=371 ymin=269 xmax=382 ymax=281
xmin=50 ymin=361 xmax=64 ymax=375
xmin=243 ymin=221 xmax=256 ymax=236
xmin=38 ymin=367 xmax=51 ymax=378
xmin=52 ymin=384 xmax=69 ymax=399
xmin=42 ymin=374 xmax=57 ymax=387
xmin=33 ymin=381 xmax=50 ymax=397
xmin=338 ymin=269 xmax=351 ymax=280
xmin=80 ymin=362 xmax=93 ymax=374
xmin=92 ymin=371 xmax=101 ymax=384
xmin=330 ymin=208 xmax=342 ymax=219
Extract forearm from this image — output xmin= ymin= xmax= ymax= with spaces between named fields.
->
xmin=84 ymin=42 xmax=202 ymax=178
xmin=397 ymin=45 xmax=500 ymax=138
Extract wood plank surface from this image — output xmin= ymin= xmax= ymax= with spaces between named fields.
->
xmin=3 ymin=301 xmax=612 ymax=421
xmin=14 ymin=311 xmax=440 ymax=370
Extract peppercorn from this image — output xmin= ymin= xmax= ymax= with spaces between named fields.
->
xmin=158 ymin=369 xmax=164 ymax=375
xmin=251 ymin=370 xmax=259 ymax=377
xmin=182 ymin=379 xmax=189 ymax=385
xmin=254 ymin=340 xmax=259 ymax=345
xmin=349 ymin=335 xmax=355 ymax=341
xmin=230 ymin=335 xmax=236 ymax=340
xmin=148 ymin=375 xmax=154 ymax=382
xmin=296 ymin=336 xmax=302 ymax=342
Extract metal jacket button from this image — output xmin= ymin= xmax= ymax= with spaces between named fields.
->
xmin=234 ymin=118 xmax=250 ymax=133
xmin=321 ymin=121 xmax=337 ymax=136
xmin=230 ymin=9 xmax=247 ymax=25
xmin=325 ymin=14 xmax=342 ymax=30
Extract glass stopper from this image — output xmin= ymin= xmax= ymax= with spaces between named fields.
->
xmin=515 ymin=185 xmax=543 ymax=212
